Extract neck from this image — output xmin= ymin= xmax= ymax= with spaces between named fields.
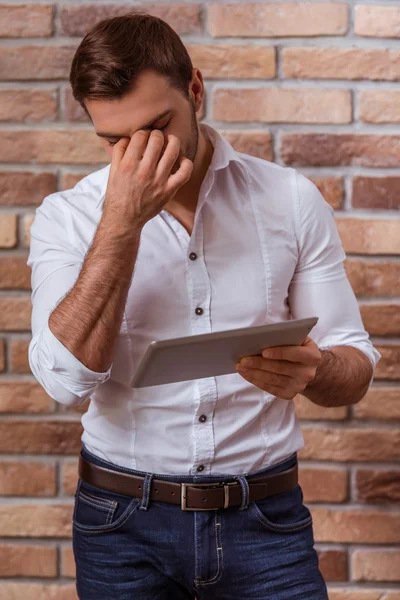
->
xmin=165 ymin=124 xmax=214 ymax=213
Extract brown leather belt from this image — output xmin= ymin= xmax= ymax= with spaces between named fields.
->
xmin=78 ymin=455 xmax=298 ymax=511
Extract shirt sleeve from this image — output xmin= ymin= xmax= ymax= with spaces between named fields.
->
xmin=27 ymin=195 xmax=112 ymax=406
xmin=288 ymin=172 xmax=381 ymax=384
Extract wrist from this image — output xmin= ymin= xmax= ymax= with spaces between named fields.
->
xmin=305 ymin=347 xmax=332 ymax=390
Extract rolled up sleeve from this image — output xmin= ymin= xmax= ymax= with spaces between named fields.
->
xmin=27 ymin=195 xmax=112 ymax=406
xmin=288 ymin=173 xmax=381 ymax=383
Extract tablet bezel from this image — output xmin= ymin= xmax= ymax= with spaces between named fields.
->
xmin=131 ymin=316 xmax=318 ymax=388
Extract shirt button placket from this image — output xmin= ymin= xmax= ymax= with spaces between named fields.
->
xmin=189 ymin=224 xmax=215 ymax=476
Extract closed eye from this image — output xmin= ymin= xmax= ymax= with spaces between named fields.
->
xmin=107 ymin=121 xmax=170 ymax=146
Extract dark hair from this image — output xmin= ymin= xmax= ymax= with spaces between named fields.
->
xmin=69 ymin=12 xmax=193 ymax=115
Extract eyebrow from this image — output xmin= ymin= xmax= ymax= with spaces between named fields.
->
xmin=96 ymin=109 xmax=172 ymax=139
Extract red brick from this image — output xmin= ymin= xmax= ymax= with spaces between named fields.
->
xmin=0 ymin=461 xmax=56 ymax=496
xmin=328 ymin=591 xmax=400 ymax=600
xmin=208 ymin=3 xmax=348 ymax=37
xmin=0 ymin=89 xmax=57 ymax=123
xmin=0 ymin=214 xmax=17 ymax=248
xmin=359 ymin=304 xmax=400 ymax=336
xmin=0 ymin=46 xmax=77 ymax=81
xmin=60 ymin=4 xmax=201 ymax=36
xmin=188 ymin=45 xmax=276 ymax=79
xmin=0 ymin=504 xmax=73 ymax=537
xmin=0 ymin=381 xmax=54 ymax=413
xmin=62 ymin=172 xmax=91 ymax=190
xmin=0 ymin=130 xmax=107 ymax=164
xmin=375 ymin=345 xmax=400 ymax=380
xmin=345 ymin=260 xmax=400 ymax=297
xmin=312 ymin=507 xmax=400 ymax=543
xmin=318 ymin=549 xmax=348 ymax=582
xmin=336 ymin=220 xmax=400 ymax=255
xmin=359 ymin=90 xmax=400 ymax=124
xmin=352 ymin=549 xmax=400 ymax=582
xmin=213 ymin=88 xmax=351 ymax=124
xmin=63 ymin=88 xmax=90 ymax=122
xmin=0 ymin=339 xmax=4 ymax=372
xmin=309 ymin=177 xmax=344 ymax=209
xmin=0 ymin=543 xmax=57 ymax=577
xmin=356 ymin=469 xmax=400 ymax=503
xmin=61 ymin=546 xmax=75 ymax=578
xmin=353 ymin=387 xmax=400 ymax=420
xmin=0 ymin=5 xmax=53 ymax=37
xmin=299 ymin=467 xmax=348 ymax=502
xmin=0 ymin=420 xmax=83 ymax=454
xmin=0 ymin=256 xmax=31 ymax=290
xmin=300 ymin=427 xmax=399 ymax=462
xmin=0 ymin=171 xmax=57 ymax=206
xmin=283 ymin=47 xmax=400 ymax=81
xmin=0 ymin=583 xmax=77 ymax=600
xmin=0 ymin=297 xmax=32 ymax=331
xmin=23 ymin=214 xmax=35 ymax=249
xmin=219 ymin=130 xmax=273 ymax=161
xmin=10 ymin=338 xmax=31 ymax=373
xmin=62 ymin=460 xmax=78 ymax=496
xmin=355 ymin=5 xmax=400 ymax=38
xmin=353 ymin=176 xmax=400 ymax=209
xmin=281 ymin=133 xmax=400 ymax=168
xmin=294 ymin=395 xmax=348 ymax=420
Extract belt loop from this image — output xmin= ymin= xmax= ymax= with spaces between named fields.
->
xmin=235 ymin=475 xmax=250 ymax=511
xmin=139 ymin=473 xmax=154 ymax=511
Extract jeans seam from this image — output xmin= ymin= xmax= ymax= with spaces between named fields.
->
xmin=79 ymin=491 xmax=117 ymax=513
xmin=250 ymin=502 xmax=313 ymax=533
xmin=194 ymin=511 xmax=200 ymax=585
xmin=73 ymin=497 xmax=140 ymax=534
xmin=105 ymin=502 xmax=116 ymax=525
xmin=195 ymin=512 xmax=224 ymax=587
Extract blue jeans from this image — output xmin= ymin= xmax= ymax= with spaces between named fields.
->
xmin=73 ymin=446 xmax=328 ymax=599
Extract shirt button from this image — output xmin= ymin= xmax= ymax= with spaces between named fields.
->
xmin=197 ymin=465 xmax=205 ymax=472
xmin=189 ymin=252 xmax=197 ymax=261
xmin=195 ymin=307 xmax=203 ymax=316
xmin=199 ymin=415 xmax=207 ymax=423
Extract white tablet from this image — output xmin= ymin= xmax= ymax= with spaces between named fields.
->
xmin=131 ymin=317 xmax=318 ymax=388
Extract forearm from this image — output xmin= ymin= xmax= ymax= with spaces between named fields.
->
xmin=303 ymin=345 xmax=373 ymax=407
xmin=48 ymin=206 xmax=142 ymax=372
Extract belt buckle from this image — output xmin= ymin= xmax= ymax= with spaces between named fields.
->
xmin=181 ymin=482 xmax=232 ymax=511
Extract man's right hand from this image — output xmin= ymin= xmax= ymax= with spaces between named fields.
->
xmin=104 ymin=129 xmax=194 ymax=228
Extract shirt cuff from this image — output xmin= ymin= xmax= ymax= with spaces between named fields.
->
xmin=40 ymin=321 xmax=112 ymax=393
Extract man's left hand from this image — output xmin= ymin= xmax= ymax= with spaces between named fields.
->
xmin=235 ymin=336 xmax=322 ymax=400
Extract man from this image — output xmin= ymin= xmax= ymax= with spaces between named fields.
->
xmin=27 ymin=12 xmax=380 ymax=600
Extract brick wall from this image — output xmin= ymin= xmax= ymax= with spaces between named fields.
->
xmin=0 ymin=1 xmax=399 ymax=598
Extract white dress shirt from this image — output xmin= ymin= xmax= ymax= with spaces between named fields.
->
xmin=27 ymin=123 xmax=381 ymax=476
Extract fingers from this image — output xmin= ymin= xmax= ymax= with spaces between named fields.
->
xmin=122 ymin=130 xmax=152 ymax=165
xmin=156 ymin=134 xmax=181 ymax=178
xmin=165 ymin=156 xmax=194 ymax=194
xmin=236 ymin=368 xmax=297 ymax=400
xmin=238 ymin=356 xmax=295 ymax=375
xmin=237 ymin=367 xmax=291 ymax=388
xmin=140 ymin=130 xmax=165 ymax=172
xmin=109 ymin=137 xmax=131 ymax=170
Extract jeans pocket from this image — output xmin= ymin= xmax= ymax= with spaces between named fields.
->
xmin=249 ymin=484 xmax=313 ymax=533
xmin=73 ymin=480 xmax=141 ymax=534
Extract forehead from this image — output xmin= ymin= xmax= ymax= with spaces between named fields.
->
xmin=86 ymin=71 xmax=178 ymax=136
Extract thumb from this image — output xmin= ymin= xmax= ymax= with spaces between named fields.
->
xmin=110 ymin=138 xmax=130 ymax=168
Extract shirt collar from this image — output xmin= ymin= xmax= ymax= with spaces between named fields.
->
xmin=95 ymin=123 xmax=245 ymax=209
